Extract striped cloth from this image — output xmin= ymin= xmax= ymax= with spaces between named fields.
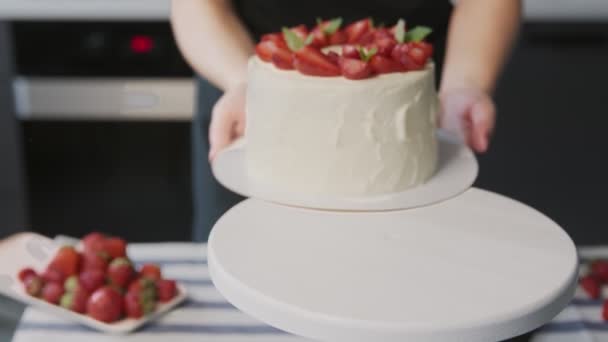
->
xmin=11 ymin=243 xmax=608 ymax=342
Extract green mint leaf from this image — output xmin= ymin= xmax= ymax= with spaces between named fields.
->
xmin=357 ymin=46 xmax=378 ymax=62
xmin=394 ymin=19 xmax=406 ymax=43
xmin=282 ymin=27 xmax=305 ymax=51
xmin=405 ymin=26 xmax=432 ymax=43
xmin=323 ymin=17 xmax=343 ymax=35
xmin=304 ymin=33 xmax=314 ymax=45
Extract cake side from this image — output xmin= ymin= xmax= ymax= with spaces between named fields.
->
xmin=245 ymin=56 xmax=438 ymax=196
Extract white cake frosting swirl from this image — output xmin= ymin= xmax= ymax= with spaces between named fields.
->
xmin=245 ymin=56 xmax=439 ymax=196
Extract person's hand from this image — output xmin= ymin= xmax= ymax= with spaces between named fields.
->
xmin=439 ymin=88 xmax=496 ymax=153
xmin=208 ymin=82 xmax=247 ymax=161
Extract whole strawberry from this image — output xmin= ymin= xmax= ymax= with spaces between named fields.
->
xmin=82 ymin=232 xmax=106 ymax=254
xmin=108 ymin=258 xmax=135 ymax=289
xmin=60 ymin=287 xmax=89 ymax=314
xmin=124 ymin=288 xmax=156 ymax=319
xmin=41 ymin=282 xmax=65 ymax=304
xmin=18 ymin=268 xmax=37 ymax=283
xmin=79 ymin=269 xmax=106 ymax=293
xmin=104 ymin=237 xmax=127 ymax=259
xmin=86 ymin=286 xmax=124 ymax=323
xmin=41 ymin=268 xmax=66 ymax=285
xmin=580 ymin=274 xmax=602 ymax=299
xmin=23 ymin=275 xmax=43 ymax=297
xmin=139 ymin=264 xmax=162 ymax=281
xmin=47 ymin=246 xmax=81 ymax=277
xmin=82 ymin=250 xmax=109 ymax=272
xmin=156 ymin=279 xmax=177 ymax=303
xmin=591 ymin=260 xmax=608 ymax=283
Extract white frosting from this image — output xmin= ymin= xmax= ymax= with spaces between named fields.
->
xmin=245 ymin=56 xmax=438 ymax=196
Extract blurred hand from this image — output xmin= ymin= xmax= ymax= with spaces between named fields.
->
xmin=439 ymin=88 xmax=496 ymax=153
xmin=208 ymin=82 xmax=247 ymax=161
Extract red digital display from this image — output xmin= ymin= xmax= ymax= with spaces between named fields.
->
xmin=130 ymin=35 xmax=155 ymax=54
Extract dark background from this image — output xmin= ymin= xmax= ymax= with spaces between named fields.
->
xmin=0 ymin=22 xmax=607 ymax=244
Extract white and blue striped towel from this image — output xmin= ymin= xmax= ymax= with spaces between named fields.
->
xmin=11 ymin=243 xmax=608 ymax=342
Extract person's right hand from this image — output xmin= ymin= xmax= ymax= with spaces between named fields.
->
xmin=208 ymin=82 xmax=247 ymax=161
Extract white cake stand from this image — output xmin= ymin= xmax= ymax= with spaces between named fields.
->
xmin=208 ymin=188 xmax=578 ymax=342
xmin=212 ymin=131 xmax=478 ymax=211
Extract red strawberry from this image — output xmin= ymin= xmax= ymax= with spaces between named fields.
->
xmin=156 ymin=279 xmax=177 ymax=303
xmin=270 ymin=47 xmax=294 ymax=70
xmin=79 ymin=269 xmax=106 ymax=293
xmin=370 ymin=37 xmax=397 ymax=57
xmin=124 ymin=287 xmax=156 ymax=319
xmin=41 ymin=282 xmax=65 ymax=304
xmin=373 ymin=27 xmax=393 ymax=40
xmin=370 ymin=55 xmax=405 ymax=74
xmin=407 ymin=44 xmax=429 ymax=66
xmin=345 ymin=18 xmax=373 ymax=44
xmin=24 ymin=275 xmax=43 ymax=297
xmin=326 ymin=51 xmax=340 ymax=65
xmin=47 ymin=246 xmax=80 ymax=277
xmin=60 ymin=287 xmax=89 ymax=314
xmin=104 ymin=237 xmax=127 ymax=259
xmin=309 ymin=26 xmax=328 ymax=48
xmin=603 ymin=300 xmax=608 ymax=321
xmin=391 ymin=43 xmax=424 ymax=71
xmin=411 ymin=41 xmax=433 ymax=57
xmin=82 ymin=250 xmax=109 ymax=272
xmin=41 ymin=268 xmax=66 ymax=285
xmin=591 ymin=260 xmax=608 ymax=283
xmin=294 ymin=46 xmax=341 ymax=77
xmin=64 ymin=275 xmax=81 ymax=292
xmin=18 ymin=268 xmax=37 ymax=283
xmin=108 ymin=258 xmax=135 ymax=289
xmin=261 ymin=33 xmax=286 ymax=47
xmin=86 ymin=286 xmax=124 ymax=323
xmin=289 ymin=24 xmax=309 ymax=41
xmin=341 ymin=45 xmax=360 ymax=59
xmin=82 ymin=232 xmax=106 ymax=254
xmin=128 ymin=277 xmax=157 ymax=297
xmin=255 ymin=40 xmax=276 ymax=62
xmin=580 ymin=275 xmax=602 ymax=299
xmin=328 ymin=30 xmax=347 ymax=45
xmin=140 ymin=264 xmax=162 ymax=281
xmin=339 ymin=57 xmax=373 ymax=80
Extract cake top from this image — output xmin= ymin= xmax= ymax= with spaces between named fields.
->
xmin=255 ymin=18 xmax=433 ymax=80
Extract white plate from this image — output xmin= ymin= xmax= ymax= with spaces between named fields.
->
xmin=0 ymin=232 xmax=188 ymax=334
xmin=212 ymin=131 xmax=478 ymax=211
xmin=208 ymin=188 xmax=578 ymax=342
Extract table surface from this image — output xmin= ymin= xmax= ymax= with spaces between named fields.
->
xmin=1 ymin=240 xmax=606 ymax=342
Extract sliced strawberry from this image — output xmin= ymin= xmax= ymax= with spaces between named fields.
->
xmin=580 ymin=275 xmax=602 ymax=299
xmin=48 ymin=246 xmax=80 ymax=277
xmin=104 ymin=237 xmax=127 ymax=259
xmin=294 ymin=46 xmax=341 ymax=77
xmin=358 ymin=29 xmax=376 ymax=45
xmin=345 ymin=18 xmax=372 ymax=44
xmin=328 ymin=30 xmax=347 ymax=45
xmin=140 ymin=264 xmax=162 ymax=281
xmin=42 ymin=282 xmax=65 ymax=304
xmin=370 ymin=55 xmax=404 ymax=74
xmin=591 ymin=260 xmax=608 ymax=283
xmin=340 ymin=57 xmax=373 ymax=80
xmin=369 ymin=37 xmax=397 ymax=57
xmin=255 ymin=40 xmax=277 ymax=62
xmin=270 ymin=47 xmax=294 ymax=70
xmin=603 ymin=300 xmax=608 ymax=321
xmin=326 ymin=51 xmax=340 ymax=65
xmin=374 ymin=28 xmax=393 ymax=40
xmin=156 ymin=279 xmax=178 ymax=303
xmin=261 ymin=33 xmax=286 ymax=47
xmin=309 ymin=27 xmax=328 ymax=48
xmin=392 ymin=43 xmax=424 ymax=71
xmin=411 ymin=41 xmax=433 ymax=58
xmin=341 ymin=45 xmax=360 ymax=59
xmin=24 ymin=275 xmax=43 ymax=297
xmin=290 ymin=24 xmax=309 ymax=41
xmin=18 ymin=268 xmax=37 ymax=283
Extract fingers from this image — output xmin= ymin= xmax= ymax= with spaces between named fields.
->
xmin=469 ymin=96 xmax=496 ymax=153
xmin=208 ymin=105 xmax=234 ymax=162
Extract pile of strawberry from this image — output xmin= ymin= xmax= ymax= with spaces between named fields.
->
xmin=579 ymin=259 xmax=608 ymax=321
xmin=255 ymin=17 xmax=433 ymax=80
xmin=17 ymin=232 xmax=178 ymax=323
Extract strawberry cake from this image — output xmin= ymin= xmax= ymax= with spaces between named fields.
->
xmin=247 ymin=18 xmax=439 ymax=196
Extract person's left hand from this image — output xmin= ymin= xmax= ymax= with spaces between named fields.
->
xmin=439 ymin=88 xmax=496 ymax=153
